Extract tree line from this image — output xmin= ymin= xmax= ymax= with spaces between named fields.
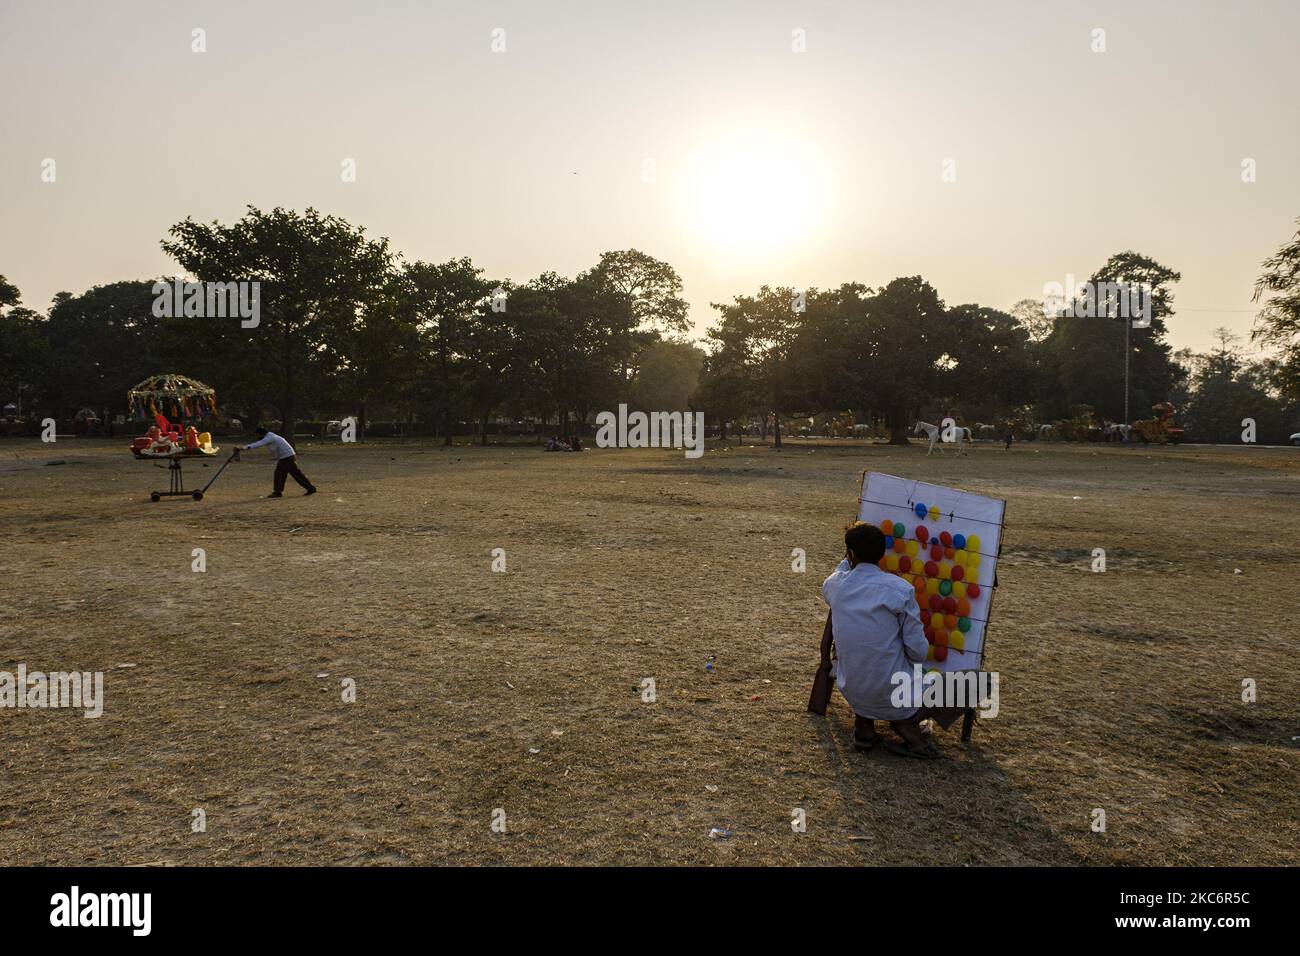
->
xmin=1 ymin=207 xmax=1298 ymax=444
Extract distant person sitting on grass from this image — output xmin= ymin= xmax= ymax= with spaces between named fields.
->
xmin=820 ymin=521 xmax=963 ymax=758
xmin=239 ymin=426 xmax=317 ymax=498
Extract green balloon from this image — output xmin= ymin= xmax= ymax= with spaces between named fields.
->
xmin=939 ymin=580 xmax=952 ymax=596
xmin=893 ymin=522 xmax=906 ymax=538
xmin=958 ymin=617 xmax=971 ymax=632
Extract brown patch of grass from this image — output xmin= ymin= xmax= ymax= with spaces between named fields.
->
xmin=0 ymin=437 xmax=1296 ymax=865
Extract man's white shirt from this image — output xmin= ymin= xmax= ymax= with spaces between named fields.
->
xmin=244 ymin=431 xmax=295 ymax=461
xmin=821 ymin=558 xmax=930 ymax=720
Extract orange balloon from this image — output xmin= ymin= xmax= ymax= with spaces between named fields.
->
xmin=881 ymin=519 xmax=894 ymax=535
xmin=956 ymin=598 xmax=972 ymax=617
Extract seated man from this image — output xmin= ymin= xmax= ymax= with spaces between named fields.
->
xmin=820 ymin=522 xmax=961 ymax=758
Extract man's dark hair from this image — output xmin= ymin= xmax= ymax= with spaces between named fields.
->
xmin=254 ymin=426 xmax=268 ymax=437
xmin=844 ymin=522 xmax=886 ymax=565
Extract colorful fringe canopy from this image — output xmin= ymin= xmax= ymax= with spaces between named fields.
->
xmin=127 ymin=373 xmax=218 ymax=421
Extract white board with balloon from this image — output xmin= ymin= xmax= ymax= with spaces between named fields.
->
xmin=856 ymin=471 xmax=1005 ymax=673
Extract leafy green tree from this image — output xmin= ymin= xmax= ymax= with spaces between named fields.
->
xmin=705 ymin=286 xmax=806 ymax=448
xmin=39 ymin=281 xmax=163 ymax=418
xmin=459 ymin=280 xmax=519 ymax=444
xmin=839 ymin=277 xmax=948 ymax=444
xmin=942 ymin=304 xmax=1036 ymax=413
xmin=509 ymin=272 xmax=623 ymax=436
xmin=397 ymin=258 xmax=494 ymax=444
xmin=326 ymin=278 xmax=423 ymax=436
xmin=0 ymin=275 xmax=19 ymax=310
xmin=1183 ymin=329 xmax=1291 ymax=442
xmin=1035 ymin=251 xmax=1183 ymax=422
xmin=161 ymin=206 xmax=394 ymax=436
xmin=1252 ymin=215 xmax=1300 ymax=401
xmin=629 ymin=340 xmax=704 ymax=412
xmin=586 ymin=249 xmax=688 ymax=382
xmin=0 ymin=276 xmax=50 ymax=414
xmin=695 ymin=320 xmax=755 ymax=441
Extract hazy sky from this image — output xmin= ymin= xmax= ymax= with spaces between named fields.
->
xmin=3 ymin=0 xmax=1298 ymax=354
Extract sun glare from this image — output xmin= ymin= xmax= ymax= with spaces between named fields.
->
xmin=681 ymin=129 xmax=830 ymax=264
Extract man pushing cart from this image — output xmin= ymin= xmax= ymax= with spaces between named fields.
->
xmin=238 ymin=427 xmax=317 ymax=498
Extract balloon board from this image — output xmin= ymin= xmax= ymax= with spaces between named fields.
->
xmin=856 ymin=471 xmax=1005 ymax=673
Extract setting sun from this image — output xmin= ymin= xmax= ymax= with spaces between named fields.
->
xmin=681 ymin=129 xmax=831 ymax=264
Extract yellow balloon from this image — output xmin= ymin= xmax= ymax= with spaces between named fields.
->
xmin=938 ymin=563 xmax=951 ymax=580
xmin=886 ymin=554 xmax=900 ymax=571
xmin=928 ymin=506 xmax=940 ymax=522
xmin=906 ymin=540 xmax=919 ymax=558
xmin=926 ymin=578 xmax=940 ymax=595
xmin=951 ymin=633 xmax=965 ymax=651
xmin=967 ymin=534 xmax=981 ymax=552
xmin=953 ymin=581 xmax=966 ymax=598
xmin=954 ymin=549 xmax=968 ymax=565
xmin=968 ymin=552 xmax=981 ymax=569
xmin=926 ymin=645 xmax=937 ymax=661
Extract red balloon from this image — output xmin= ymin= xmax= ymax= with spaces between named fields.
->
xmin=930 ymin=544 xmax=943 ymax=560
xmin=920 ymin=609 xmax=931 ymax=624
xmin=934 ymin=645 xmax=949 ymax=662
xmin=893 ymin=538 xmax=906 ymax=553
xmin=939 ymin=531 xmax=953 ymax=547
xmin=928 ymin=594 xmax=943 ymax=612
xmin=916 ymin=526 xmax=929 ymax=543
xmin=924 ymin=626 xmax=935 ymax=643
xmin=899 ymin=556 xmax=912 ymax=573
xmin=966 ymin=583 xmax=981 ymax=599
xmin=951 ymin=564 xmax=965 ymax=582
xmin=942 ymin=596 xmax=957 ymax=614
xmin=924 ymin=560 xmax=939 ymax=577
xmin=934 ymin=629 xmax=948 ymax=647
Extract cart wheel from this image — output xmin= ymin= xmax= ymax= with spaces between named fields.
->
xmin=192 ymin=491 xmax=204 ymax=500
xmin=150 ymin=492 xmax=161 ymax=502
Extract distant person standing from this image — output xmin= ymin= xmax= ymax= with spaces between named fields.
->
xmin=239 ymin=426 xmax=317 ymax=498
xmin=1004 ymin=429 xmax=1014 ymax=450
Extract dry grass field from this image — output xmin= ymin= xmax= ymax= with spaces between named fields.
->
xmin=0 ymin=435 xmax=1297 ymax=866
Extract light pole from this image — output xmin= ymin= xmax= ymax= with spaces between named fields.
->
xmin=1124 ymin=314 xmax=1130 ymax=426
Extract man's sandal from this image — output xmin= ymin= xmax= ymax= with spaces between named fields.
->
xmin=852 ymin=732 xmax=882 ymax=751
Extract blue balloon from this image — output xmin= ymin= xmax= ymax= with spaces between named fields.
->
xmin=953 ymin=533 xmax=966 ymax=549
xmin=884 ymin=535 xmax=894 ymax=549
xmin=914 ymin=503 xmax=927 ymax=518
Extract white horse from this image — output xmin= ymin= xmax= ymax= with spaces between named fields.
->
xmin=914 ymin=420 xmax=972 ymax=456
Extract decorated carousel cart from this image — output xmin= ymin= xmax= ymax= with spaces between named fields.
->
xmin=127 ymin=374 xmax=237 ymax=501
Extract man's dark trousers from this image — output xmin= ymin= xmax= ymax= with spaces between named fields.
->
xmin=274 ymin=455 xmax=316 ymax=494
